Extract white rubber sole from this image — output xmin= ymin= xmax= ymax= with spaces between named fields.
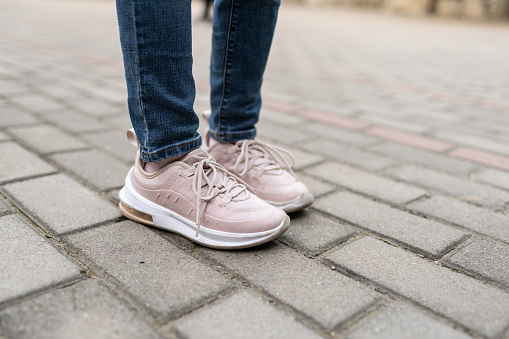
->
xmin=266 ymin=193 xmax=314 ymax=214
xmin=118 ymin=168 xmax=290 ymax=249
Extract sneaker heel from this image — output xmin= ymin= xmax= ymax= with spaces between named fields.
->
xmin=119 ymin=201 xmax=155 ymax=226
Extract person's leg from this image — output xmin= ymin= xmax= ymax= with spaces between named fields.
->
xmin=115 ymin=0 xmax=289 ymax=248
xmin=208 ymin=0 xmax=280 ymax=142
xmin=116 ymin=0 xmax=201 ymax=163
xmin=205 ymin=0 xmax=313 ymax=212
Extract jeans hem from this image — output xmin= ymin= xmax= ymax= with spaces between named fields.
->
xmin=208 ymin=128 xmax=256 ymax=143
xmin=140 ymin=136 xmax=202 ymax=162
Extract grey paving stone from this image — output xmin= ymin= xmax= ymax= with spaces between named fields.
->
xmin=306 ymin=162 xmax=426 ymax=205
xmin=314 ymin=191 xmax=467 ymax=258
xmin=0 ymin=142 xmax=56 ymax=184
xmin=0 ymin=80 xmax=29 ymax=95
xmin=298 ymin=122 xmax=381 ymax=147
xmin=8 ymin=125 xmax=88 ymax=154
xmin=302 ymin=139 xmax=397 ymax=171
xmin=0 ymin=196 xmax=11 ymax=216
xmin=260 ymin=139 xmax=324 ymax=170
xmin=173 ymin=291 xmax=323 ymax=339
xmin=280 ymin=210 xmax=356 ymax=255
xmin=326 ymin=237 xmax=509 ymax=338
xmin=445 ymin=239 xmax=509 ymax=289
xmin=260 ymin=109 xmax=307 ymax=126
xmin=474 ymin=169 xmax=509 ymax=191
xmin=66 ymin=221 xmax=232 ymax=320
xmin=81 ymin=130 xmax=136 ymax=163
xmin=346 ymin=302 xmax=472 ymax=339
xmin=0 ymin=131 xmax=10 ymax=141
xmin=0 ymin=214 xmax=82 ymax=305
xmin=0 ymin=280 xmax=162 ymax=339
xmin=432 ymin=129 xmax=509 ymax=156
xmin=387 ymin=165 xmax=509 ymax=209
xmin=8 ymin=94 xmax=66 ymax=113
xmin=69 ymin=98 xmax=124 ymax=117
xmin=0 ymin=106 xmax=40 ymax=127
xmin=49 ymin=149 xmax=129 ymax=191
xmin=371 ymin=142 xmax=480 ymax=175
xmin=43 ymin=111 xmax=108 ymax=134
xmin=106 ymin=188 xmax=121 ymax=206
xmin=104 ymin=114 xmax=133 ymax=131
xmin=256 ymin=121 xmax=314 ymax=145
xmin=199 ymin=242 xmax=380 ymax=330
xmin=2 ymin=174 xmax=121 ymax=235
xmin=408 ymin=196 xmax=509 ymax=244
xmin=297 ymin=173 xmax=337 ymax=198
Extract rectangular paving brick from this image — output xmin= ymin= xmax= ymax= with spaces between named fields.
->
xmin=387 ymin=164 xmax=509 ymax=209
xmin=65 ymin=221 xmax=232 ymax=321
xmin=0 ymin=280 xmax=162 ymax=339
xmin=474 ymin=169 xmax=509 ymax=191
xmin=434 ymin=130 xmax=509 ymax=156
xmin=172 ymin=291 xmax=322 ymax=339
xmin=43 ymin=111 xmax=108 ymax=134
xmin=313 ymin=191 xmax=467 ymax=258
xmin=346 ymin=302 xmax=471 ymax=339
xmin=279 ymin=210 xmax=356 ymax=255
xmin=8 ymin=125 xmax=88 ymax=154
xmin=366 ymin=126 xmax=453 ymax=152
xmin=445 ymin=239 xmax=509 ymax=289
xmin=408 ymin=196 xmax=509 ymax=244
xmin=260 ymin=139 xmax=324 ymax=170
xmin=297 ymin=122 xmax=381 ymax=147
xmin=199 ymin=242 xmax=380 ymax=330
xmin=297 ymin=173 xmax=337 ymax=198
xmin=8 ymin=94 xmax=67 ymax=113
xmin=256 ymin=120 xmax=314 ymax=145
xmin=302 ymin=139 xmax=397 ymax=171
xmin=49 ymin=149 xmax=130 ymax=191
xmin=0 ymin=106 xmax=40 ymax=127
xmin=0 ymin=196 xmax=11 ymax=216
xmin=371 ymin=142 xmax=480 ymax=175
xmin=81 ymin=130 xmax=135 ymax=163
xmin=260 ymin=108 xmax=307 ymax=126
xmin=451 ymin=147 xmax=509 ymax=171
xmin=0 ymin=214 xmax=82 ymax=305
xmin=326 ymin=237 xmax=509 ymax=338
xmin=306 ymin=162 xmax=426 ymax=205
xmin=0 ymin=142 xmax=56 ymax=184
xmin=0 ymin=131 xmax=10 ymax=141
xmin=2 ymin=174 xmax=121 ymax=235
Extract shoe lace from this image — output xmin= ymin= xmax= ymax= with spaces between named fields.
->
xmin=191 ymin=156 xmax=252 ymax=237
xmin=234 ymin=140 xmax=297 ymax=179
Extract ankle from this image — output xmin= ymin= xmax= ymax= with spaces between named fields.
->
xmin=143 ymin=154 xmax=182 ymax=173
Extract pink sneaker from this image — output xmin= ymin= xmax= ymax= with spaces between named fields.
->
xmin=203 ymin=112 xmax=313 ymax=213
xmin=119 ymin=129 xmax=289 ymax=249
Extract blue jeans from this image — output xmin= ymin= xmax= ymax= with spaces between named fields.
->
xmin=116 ymin=0 xmax=280 ymax=162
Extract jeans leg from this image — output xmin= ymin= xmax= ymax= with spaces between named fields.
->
xmin=209 ymin=0 xmax=281 ymax=143
xmin=116 ymin=0 xmax=201 ymax=162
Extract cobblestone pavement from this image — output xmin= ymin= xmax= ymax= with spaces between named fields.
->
xmin=1 ymin=0 xmax=509 ymax=338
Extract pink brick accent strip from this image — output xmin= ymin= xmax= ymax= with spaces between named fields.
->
xmin=450 ymin=148 xmax=509 ymax=171
xmin=366 ymin=127 xmax=454 ymax=152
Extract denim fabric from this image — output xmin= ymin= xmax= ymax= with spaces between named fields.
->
xmin=116 ymin=0 xmax=280 ymax=161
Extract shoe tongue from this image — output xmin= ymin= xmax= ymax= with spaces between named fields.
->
xmin=179 ymin=149 xmax=210 ymax=166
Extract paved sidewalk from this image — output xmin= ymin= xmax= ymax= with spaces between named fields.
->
xmin=1 ymin=1 xmax=509 ymax=338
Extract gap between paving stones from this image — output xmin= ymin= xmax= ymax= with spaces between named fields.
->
xmin=192 ymin=243 xmax=382 ymax=335
xmin=319 ymin=242 xmax=486 ymax=339
xmin=438 ymin=237 xmax=509 ymax=293
xmin=303 ymin=235 xmax=479 ymax=338
xmin=309 ymin=191 xmax=472 ymax=260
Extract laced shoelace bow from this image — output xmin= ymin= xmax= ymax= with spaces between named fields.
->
xmin=190 ymin=156 xmax=252 ymax=237
xmin=234 ymin=140 xmax=297 ymax=179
